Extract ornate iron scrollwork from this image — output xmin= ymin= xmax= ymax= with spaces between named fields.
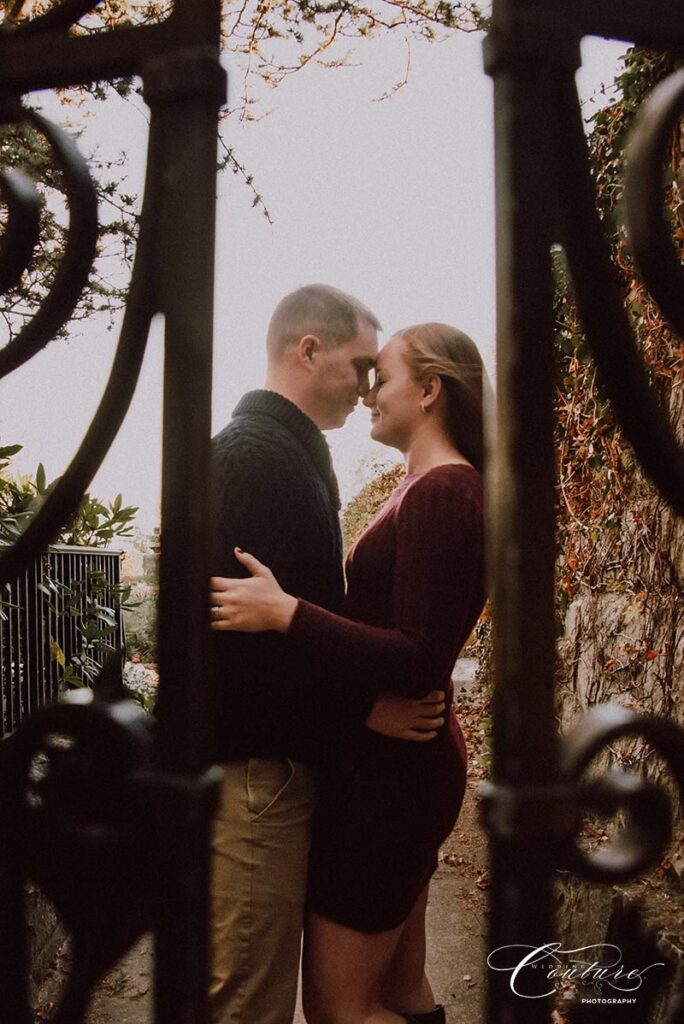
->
xmin=0 ymin=107 xmax=99 ymax=382
xmin=0 ymin=663 xmax=223 ymax=1024
xmin=555 ymin=709 xmax=684 ymax=1023
xmin=0 ymin=102 xmax=156 ymax=586
xmin=560 ymin=706 xmax=684 ymax=883
xmin=0 ymin=2 xmax=226 ymax=1021
xmin=1 ymin=667 xmax=155 ymax=1024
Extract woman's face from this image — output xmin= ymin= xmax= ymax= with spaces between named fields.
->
xmin=363 ymin=335 xmax=425 ymax=451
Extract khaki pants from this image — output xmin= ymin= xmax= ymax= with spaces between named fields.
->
xmin=209 ymin=759 xmax=316 ymax=1024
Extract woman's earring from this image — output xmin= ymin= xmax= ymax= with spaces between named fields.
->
xmin=420 ymin=402 xmax=428 ymax=414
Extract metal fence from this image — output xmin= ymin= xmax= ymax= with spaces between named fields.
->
xmin=0 ymin=544 xmax=123 ymax=738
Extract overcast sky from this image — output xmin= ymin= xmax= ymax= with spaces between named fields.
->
xmin=0 ymin=28 xmax=626 ymax=535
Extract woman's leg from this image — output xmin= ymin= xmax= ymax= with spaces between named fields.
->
xmin=381 ymin=886 xmax=437 ymax=1016
xmin=302 ymin=912 xmax=407 ymax=1024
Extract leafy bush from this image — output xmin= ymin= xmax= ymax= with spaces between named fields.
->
xmin=341 ymin=461 xmax=405 ymax=551
xmin=125 ymin=625 xmax=158 ymax=664
xmin=41 ymin=570 xmax=138 ymax=689
xmin=0 ymin=441 xmax=138 ymax=545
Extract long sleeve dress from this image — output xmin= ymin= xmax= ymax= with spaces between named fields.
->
xmin=285 ymin=463 xmax=486 ymax=933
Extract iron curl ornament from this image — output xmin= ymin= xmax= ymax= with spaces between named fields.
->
xmin=625 ymin=68 xmax=684 ymax=350
xmin=482 ymin=2 xmax=684 ymax=1023
xmin=0 ymin=106 xmax=99 ymax=382
xmin=560 ymin=706 xmax=684 ymax=882
xmin=0 ymin=2 xmax=227 ymax=1022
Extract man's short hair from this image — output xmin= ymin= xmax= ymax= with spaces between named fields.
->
xmin=266 ymin=284 xmax=381 ymax=360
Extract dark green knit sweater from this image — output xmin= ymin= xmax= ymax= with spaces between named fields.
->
xmin=210 ymin=389 xmax=370 ymax=763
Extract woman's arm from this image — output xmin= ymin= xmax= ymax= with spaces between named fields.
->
xmin=288 ymin=472 xmax=484 ymax=697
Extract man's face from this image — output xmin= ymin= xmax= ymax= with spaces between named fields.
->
xmin=310 ymin=319 xmax=379 ymax=429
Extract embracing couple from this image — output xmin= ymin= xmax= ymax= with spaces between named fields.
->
xmin=207 ymin=284 xmax=486 ymax=1024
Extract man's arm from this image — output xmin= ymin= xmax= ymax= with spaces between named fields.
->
xmin=366 ymin=691 xmax=446 ymax=740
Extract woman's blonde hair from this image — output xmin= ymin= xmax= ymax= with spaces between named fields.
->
xmin=395 ymin=322 xmax=485 ymax=471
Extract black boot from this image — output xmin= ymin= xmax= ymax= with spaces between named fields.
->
xmin=403 ymin=1006 xmax=446 ymax=1024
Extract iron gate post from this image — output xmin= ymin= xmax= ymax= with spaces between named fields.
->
xmin=481 ymin=7 xmax=579 ymax=1021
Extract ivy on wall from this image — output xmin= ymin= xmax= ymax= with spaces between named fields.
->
xmin=555 ymin=49 xmax=683 ymax=617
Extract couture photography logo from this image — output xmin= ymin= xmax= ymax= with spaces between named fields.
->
xmin=487 ymin=942 xmax=666 ymax=1003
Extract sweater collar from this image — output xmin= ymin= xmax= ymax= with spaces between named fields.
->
xmin=233 ymin=390 xmax=341 ymax=509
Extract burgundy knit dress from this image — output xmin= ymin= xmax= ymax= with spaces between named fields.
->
xmin=287 ymin=463 xmax=485 ymax=933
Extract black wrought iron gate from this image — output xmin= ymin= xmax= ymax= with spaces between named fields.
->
xmin=0 ymin=1 xmax=683 ymax=1023
xmin=481 ymin=4 xmax=684 ymax=1023
xmin=0 ymin=2 xmax=225 ymax=1021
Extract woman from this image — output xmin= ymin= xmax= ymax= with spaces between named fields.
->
xmin=211 ymin=323 xmax=487 ymax=1024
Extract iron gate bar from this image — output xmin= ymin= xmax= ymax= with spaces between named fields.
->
xmin=482 ymin=9 xmax=565 ymax=1022
xmin=0 ymin=21 xmax=176 ymax=92
xmin=10 ymin=0 xmax=104 ymax=36
xmin=485 ymin=0 xmax=684 ymax=51
xmin=145 ymin=40 xmax=228 ymax=773
xmin=549 ymin=1 xmax=684 ymax=53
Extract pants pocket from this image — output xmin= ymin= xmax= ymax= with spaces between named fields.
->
xmin=247 ymin=758 xmax=295 ymax=822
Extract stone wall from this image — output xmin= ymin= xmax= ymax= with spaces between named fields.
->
xmin=553 ymin=373 xmax=684 ymax=1017
xmin=123 ymin=579 xmax=158 ymax=643
xmin=557 ymin=379 xmax=684 ymax=798
xmin=25 ymin=883 xmax=65 ymax=1008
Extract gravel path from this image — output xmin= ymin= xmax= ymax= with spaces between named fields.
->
xmin=35 ymin=778 xmax=488 ymax=1024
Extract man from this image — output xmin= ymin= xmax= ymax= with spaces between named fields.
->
xmin=209 ymin=284 xmax=443 ymax=1024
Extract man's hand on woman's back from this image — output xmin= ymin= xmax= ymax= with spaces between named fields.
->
xmin=366 ymin=690 xmax=446 ymax=741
